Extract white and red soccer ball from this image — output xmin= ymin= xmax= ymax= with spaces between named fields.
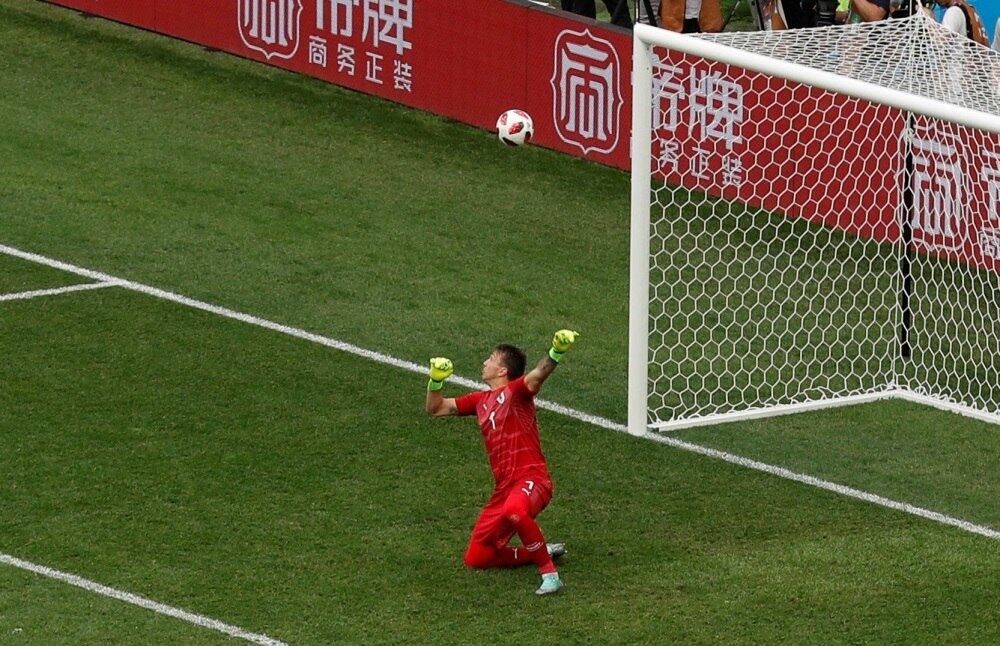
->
xmin=496 ymin=109 xmax=534 ymax=147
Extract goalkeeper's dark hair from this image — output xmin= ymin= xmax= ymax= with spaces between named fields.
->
xmin=494 ymin=343 xmax=526 ymax=379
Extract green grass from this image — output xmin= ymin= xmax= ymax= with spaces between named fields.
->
xmin=677 ymin=399 xmax=1000 ymax=527
xmin=0 ymin=253 xmax=85 ymax=293
xmin=0 ymin=565 xmax=223 ymax=644
xmin=0 ymin=1 xmax=998 ymax=643
xmin=2 ymin=287 xmax=997 ymax=643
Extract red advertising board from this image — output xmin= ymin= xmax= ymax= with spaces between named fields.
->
xmin=45 ymin=0 xmax=631 ymax=167
xmin=648 ymin=51 xmax=1000 ymax=273
xmin=40 ymin=0 xmax=1000 ymax=272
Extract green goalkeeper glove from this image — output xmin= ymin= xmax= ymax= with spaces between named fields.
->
xmin=549 ymin=329 xmax=579 ymax=363
xmin=428 ymin=357 xmax=453 ymax=391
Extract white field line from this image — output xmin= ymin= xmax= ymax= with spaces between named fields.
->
xmin=0 ymin=552 xmax=286 ymax=646
xmin=0 ymin=281 xmax=118 ymax=302
xmin=645 ymin=434 xmax=1000 ymax=540
xmin=1 ymin=243 xmax=997 ymax=544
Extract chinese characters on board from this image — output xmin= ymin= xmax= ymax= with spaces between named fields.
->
xmin=653 ymin=57 xmax=745 ymax=188
xmin=311 ymin=0 xmax=413 ymax=92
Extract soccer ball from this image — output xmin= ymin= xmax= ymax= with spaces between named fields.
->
xmin=496 ymin=109 xmax=533 ymax=147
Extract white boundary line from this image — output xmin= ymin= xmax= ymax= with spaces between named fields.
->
xmin=645 ymin=434 xmax=1000 ymax=539
xmin=0 ymin=238 xmax=995 ymax=534
xmin=0 ymin=281 xmax=118 ymax=302
xmin=0 ymin=553 xmax=285 ymax=645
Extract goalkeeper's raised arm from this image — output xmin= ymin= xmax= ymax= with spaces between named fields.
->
xmin=524 ymin=329 xmax=579 ymax=394
xmin=425 ymin=357 xmax=458 ymax=416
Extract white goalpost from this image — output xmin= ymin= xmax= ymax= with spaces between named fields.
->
xmin=629 ymin=15 xmax=1000 ymax=435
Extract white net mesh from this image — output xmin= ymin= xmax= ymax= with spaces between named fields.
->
xmin=643 ymin=14 xmax=1000 ymax=428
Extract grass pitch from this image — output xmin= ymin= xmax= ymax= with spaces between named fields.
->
xmin=0 ymin=1 xmax=997 ymax=643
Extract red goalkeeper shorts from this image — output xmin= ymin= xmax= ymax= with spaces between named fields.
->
xmin=469 ymin=476 xmax=553 ymax=548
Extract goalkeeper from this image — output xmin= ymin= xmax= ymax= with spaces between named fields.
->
xmin=425 ymin=330 xmax=579 ymax=596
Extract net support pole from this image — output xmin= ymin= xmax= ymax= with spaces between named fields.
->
xmin=898 ymin=114 xmax=915 ymax=361
xmin=628 ymin=34 xmax=654 ymax=437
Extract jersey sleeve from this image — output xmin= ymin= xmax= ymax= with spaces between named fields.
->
xmin=454 ymin=390 xmax=486 ymax=416
xmin=508 ymin=376 xmax=535 ymax=400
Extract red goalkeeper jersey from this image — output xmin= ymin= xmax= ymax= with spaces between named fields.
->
xmin=455 ymin=376 xmax=551 ymax=490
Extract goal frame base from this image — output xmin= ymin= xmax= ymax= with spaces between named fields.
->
xmin=649 ymin=389 xmax=1000 ymax=433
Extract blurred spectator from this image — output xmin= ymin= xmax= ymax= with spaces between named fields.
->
xmin=888 ymin=0 xmax=925 ymax=18
xmin=637 ymin=0 xmax=660 ymax=25
xmin=560 ymin=0 xmax=633 ymax=28
xmin=775 ymin=0 xmax=814 ymax=28
xmin=767 ymin=0 xmax=869 ymax=28
xmin=660 ymin=0 xmax=723 ymax=32
xmin=848 ymin=0 xmax=890 ymax=21
xmin=816 ymin=0 xmax=839 ymax=24
xmin=933 ymin=0 xmax=989 ymax=46
xmin=835 ymin=0 xmax=848 ymax=22
xmin=837 ymin=1 xmax=928 ymax=26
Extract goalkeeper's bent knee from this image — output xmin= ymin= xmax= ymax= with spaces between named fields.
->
xmin=463 ymin=543 xmax=495 ymax=569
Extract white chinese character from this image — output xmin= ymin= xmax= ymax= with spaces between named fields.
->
xmin=912 ymin=135 xmax=963 ymax=249
xmin=689 ymin=69 xmax=744 ymax=150
xmin=557 ymin=43 xmax=615 ymax=143
xmin=308 ymin=36 xmax=328 ymax=67
xmin=362 ymin=0 xmax=413 ymax=55
xmin=656 ymin=140 xmax=680 ymax=172
xmin=911 ymin=139 xmax=962 ymax=239
xmin=242 ymin=0 xmax=297 ymax=46
xmin=366 ymin=51 xmax=383 ymax=84
xmin=651 ymin=55 xmax=684 ymax=132
xmin=691 ymin=147 xmax=710 ymax=180
xmin=316 ymin=0 xmax=358 ymax=37
xmin=982 ymin=152 xmax=1000 ymax=223
xmin=980 ymin=229 xmax=1000 ymax=260
xmin=337 ymin=43 xmax=355 ymax=75
xmin=550 ymin=29 xmax=622 ymax=155
xmin=722 ymin=154 xmax=743 ymax=187
xmin=393 ymin=60 xmax=412 ymax=92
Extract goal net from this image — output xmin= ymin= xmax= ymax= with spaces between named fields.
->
xmin=629 ymin=14 xmax=1000 ymax=434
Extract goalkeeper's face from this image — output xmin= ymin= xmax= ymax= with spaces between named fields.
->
xmin=481 ymin=351 xmax=508 ymax=384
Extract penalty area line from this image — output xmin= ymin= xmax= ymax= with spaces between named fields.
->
xmin=0 ymin=552 xmax=286 ymax=646
xmin=0 ymin=281 xmax=118 ymax=302
xmin=1 ymin=242 xmax=997 ymax=544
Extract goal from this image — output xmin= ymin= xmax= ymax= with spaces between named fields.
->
xmin=629 ymin=15 xmax=1000 ymax=434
